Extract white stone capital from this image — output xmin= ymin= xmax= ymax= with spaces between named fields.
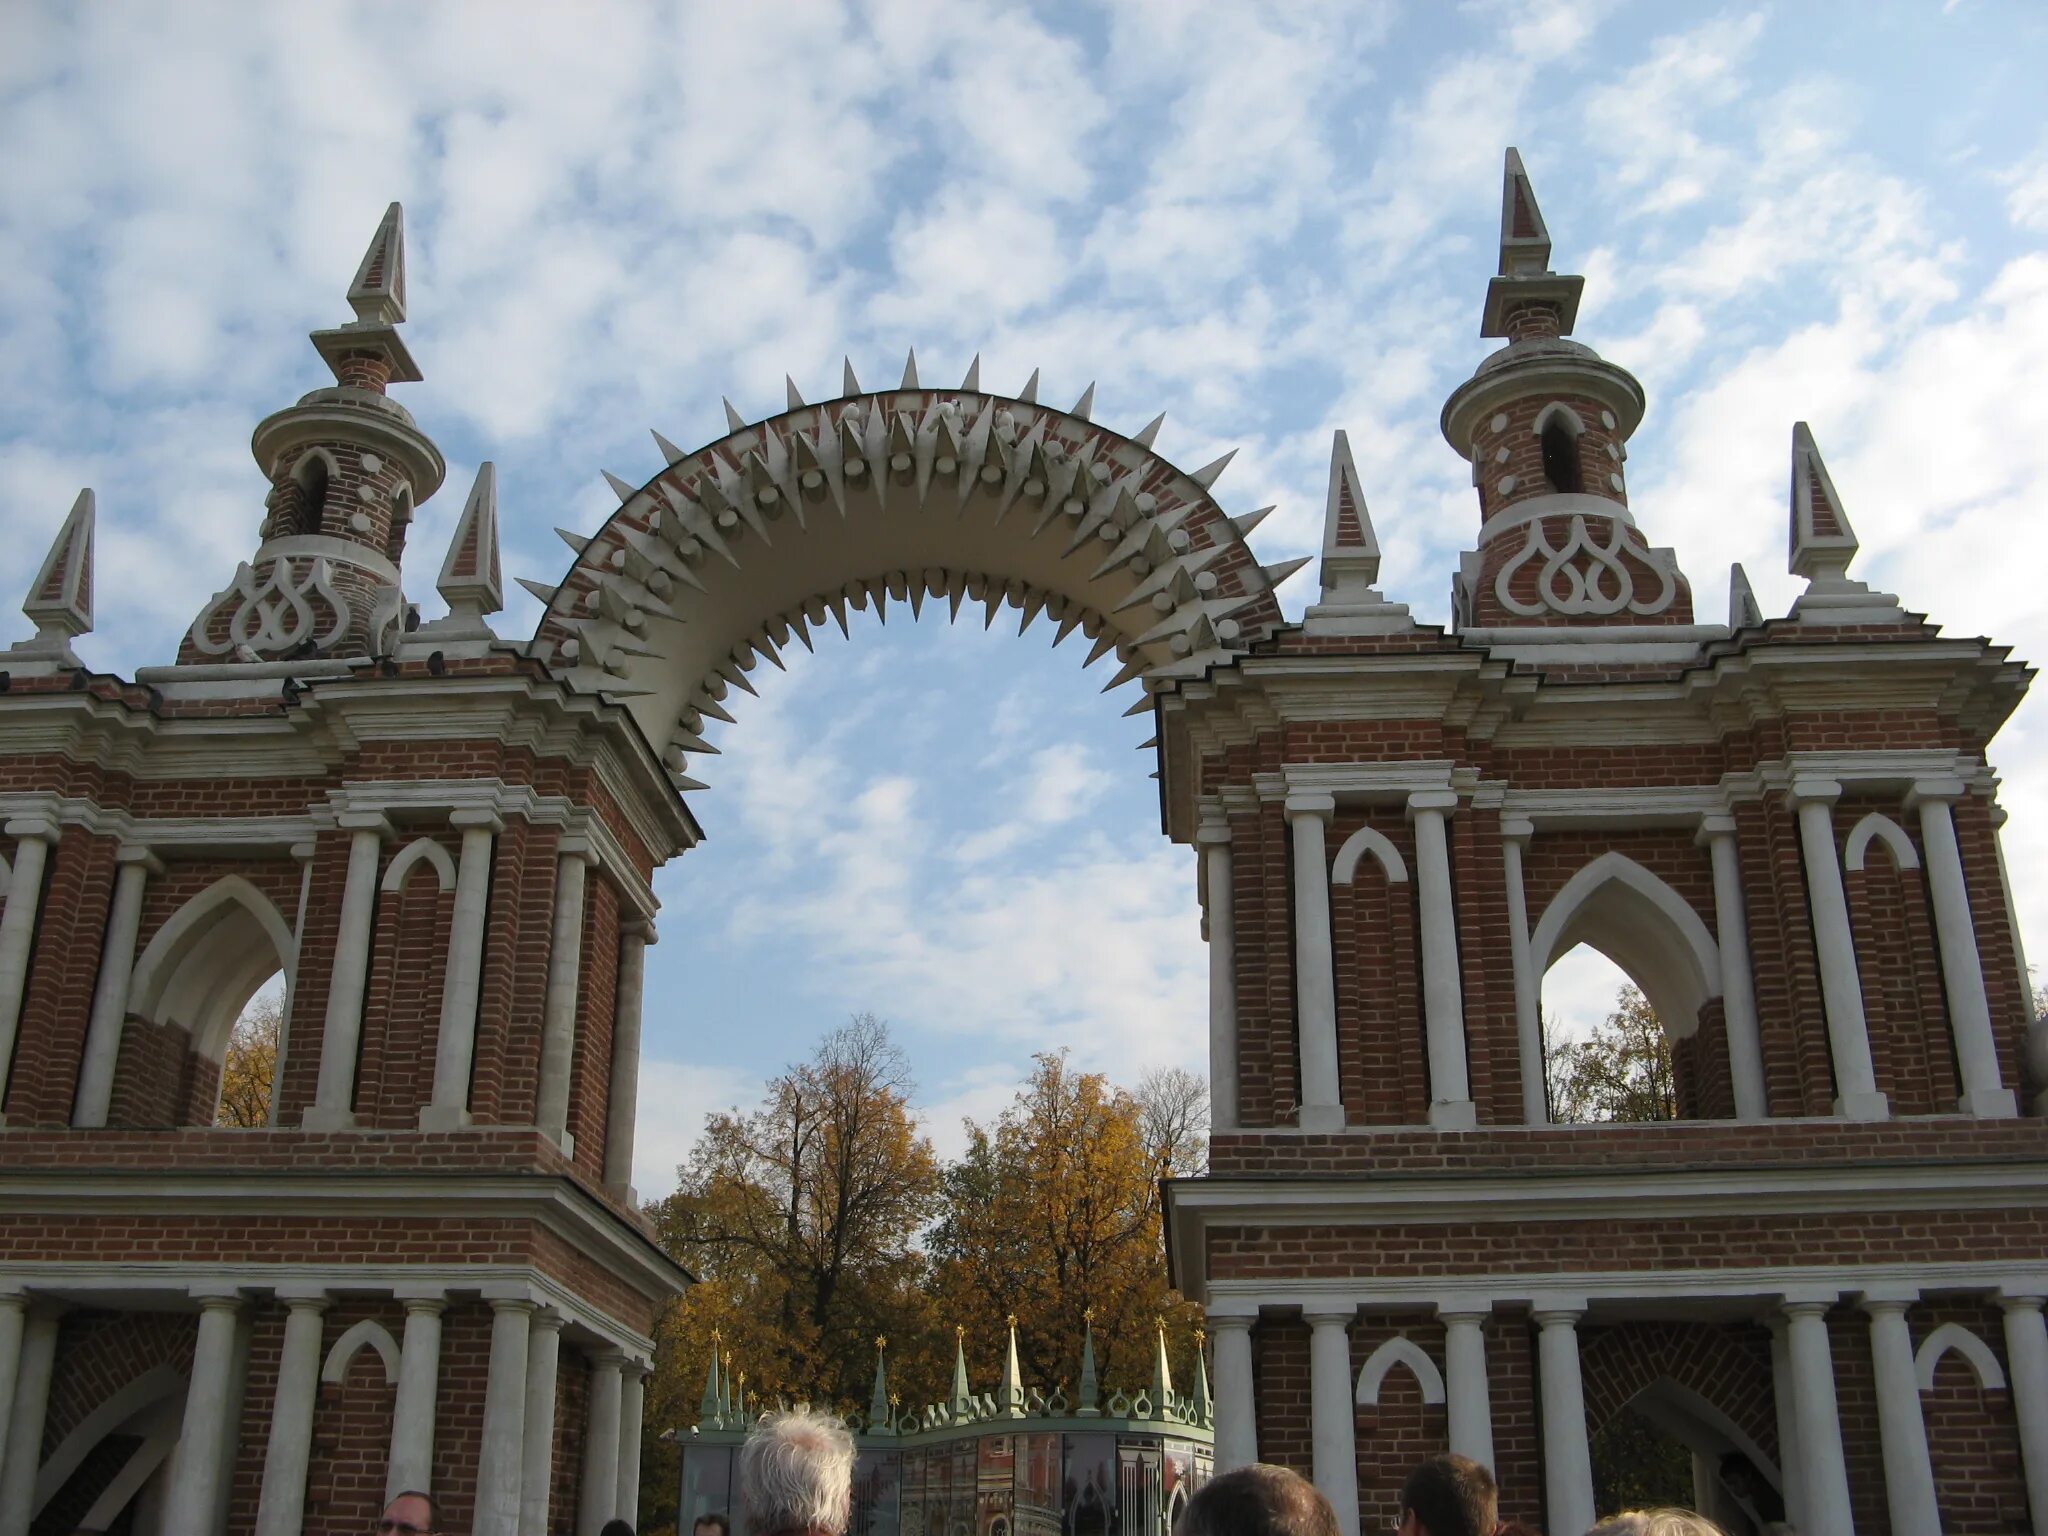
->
xmin=334 ymin=810 xmax=394 ymax=835
xmin=1499 ymin=816 xmax=1534 ymax=844
xmin=1407 ymin=789 xmax=1459 ymax=816
xmin=1904 ymin=776 xmax=1969 ymax=808
xmin=113 ymin=843 xmax=166 ymax=873
xmin=1694 ymin=812 xmax=1739 ymax=842
xmin=450 ymin=806 xmax=507 ymax=832
xmin=1284 ymin=790 xmax=1336 ymax=820
xmin=1786 ymin=777 xmax=1843 ymax=809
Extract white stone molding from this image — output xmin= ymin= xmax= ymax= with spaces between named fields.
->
xmin=1408 ymin=790 xmax=1475 ymax=1129
xmin=380 ymin=834 xmax=458 ymax=893
xmin=1766 ymin=1319 xmax=1808 ymax=1531
xmin=1502 ymin=784 xmax=1729 ymax=827
xmin=2000 ymin=1296 xmax=2048 ymax=1527
xmin=1285 ymin=793 xmax=1344 ymax=1133
xmin=321 ymin=1317 xmax=401 ymax=1387
xmin=476 ymin=1299 xmax=535 ymax=1536
xmin=604 ymin=920 xmax=653 ymax=1199
xmin=617 ymin=1359 xmax=648 ymax=1528
xmin=1697 ymin=816 xmax=1768 ymax=1120
xmin=73 ymin=847 xmax=163 ymax=1128
xmin=1208 ymin=1315 xmax=1258 ymax=1471
xmin=1198 ymin=814 xmax=1240 ymax=1133
xmin=1786 ymin=781 xmax=1887 ymax=1121
xmin=1842 ymin=812 xmax=1918 ymax=872
xmin=1476 ymin=490 xmax=1641 ymax=546
xmin=1305 ymin=1312 xmax=1361 ymax=1536
xmin=255 ymin=1292 xmax=329 ymax=1536
xmin=1909 ymin=779 xmax=2016 ymax=1117
xmin=424 ymin=811 xmax=502 ymax=1131
xmin=1529 ymin=851 xmax=1721 ymax=1038
xmin=1781 ymin=1300 xmax=1855 ymax=1536
xmin=1534 ymin=1308 xmax=1595 ymax=1536
xmin=0 ymin=1310 xmax=60 ymax=1536
xmin=161 ymin=1292 xmax=245 ymax=1536
xmin=1278 ymin=761 xmax=1457 ymax=804
xmin=536 ymin=842 xmax=598 ymax=1150
xmin=1439 ymin=1309 xmax=1494 ymax=1469
xmin=307 ymin=815 xmax=390 ymax=1130
xmin=521 ymin=1311 xmax=567 ymax=1536
xmin=579 ymin=1351 xmax=628 ymax=1536
xmin=1353 ymin=1335 xmax=1445 ymax=1406
xmin=0 ymin=818 xmax=56 ymax=1127
xmin=387 ymin=1297 xmax=446 ymax=1502
xmin=1329 ymin=825 xmax=1409 ymax=885
xmin=1913 ymin=1320 xmax=2007 ymax=1392
xmin=1501 ymin=819 xmax=1547 ymax=1125
xmin=1860 ymin=1297 xmax=1940 ymax=1535
xmin=1494 ymin=513 xmax=1677 ymax=619
xmin=0 ymin=1293 xmax=26 ymax=1510
xmin=29 ymin=1361 xmax=183 ymax=1515
xmin=124 ymin=874 xmax=297 ymax=1087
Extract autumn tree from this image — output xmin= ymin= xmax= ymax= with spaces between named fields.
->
xmin=215 ymin=987 xmax=281 ymax=1128
xmin=1544 ymin=981 xmax=1676 ymax=1124
xmin=928 ymin=1052 xmax=1200 ymax=1398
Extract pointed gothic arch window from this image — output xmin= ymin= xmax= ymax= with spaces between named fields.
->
xmin=295 ymin=452 xmax=331 ymax=536
xmin=1538 ymin=408 xmax=1583 ymax=495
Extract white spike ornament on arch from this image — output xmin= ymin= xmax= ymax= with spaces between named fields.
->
xmin=523 ymin=367 xmax=1302 ymax=792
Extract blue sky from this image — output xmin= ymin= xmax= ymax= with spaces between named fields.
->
xmin=4 ymin=1 xmax=2047 ymax=1195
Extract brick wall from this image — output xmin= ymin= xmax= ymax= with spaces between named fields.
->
xmin=1327 ymin=809 xmax=1426 ymax=1125
xmin=358 ymin=842 xmax=458 ymax=1128
xmin=5 ymin=826 xmax=115 ymax=1125
xmin=1918 ymin=1299 xmax=2029 ymax=1534
xmin=1349 ymin=1312 xmax=1448 ymax=1528
xmin=1253 ymin=1313 xmax=1311 ymax=1475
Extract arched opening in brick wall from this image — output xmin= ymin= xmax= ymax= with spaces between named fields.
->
xmin=120 ymin=876 xmax=294 ymax=1129
xmin=28 ymin=1317 xmax=196 ymax=1536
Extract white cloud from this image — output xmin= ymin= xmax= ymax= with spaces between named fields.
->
xmin=632 ymin=1058 xmax=760 ymax=1202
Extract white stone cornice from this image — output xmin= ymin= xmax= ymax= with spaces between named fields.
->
xmin=1280 ymin=761 xmax=1458 ymax=803
xmin=1500 ymin=785 xmax=1724 ymax=827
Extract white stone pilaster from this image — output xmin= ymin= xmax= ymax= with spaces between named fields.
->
xmin=255 ymin=1290 xmax=329 ymax=1536
xmin=579 ymin=1351 xmax=626 ymax=1536
xmin=1788 ymin=782 xmax=1887 ymax=1120
xmin=1210 ymin=1315 xmax=1258 ymax=1472
xmin=0 ymin=1305 xmax=55 ymax=1536
xmin=271 ymin=838 xmax=319 ymax=1123
xmin=1199 ymin=812 xmax=1239 ymax=1133
xmin=475 ymin=1298 xmax=534 ymax=1536
xmin=520 ymin=1311 xmax=565 ymax=1536
xmin=617 ymin=1359 xmax=647 ymax=1527
xmin=1286 ymin=794 xmax=1343 ymax=1131
xmin=1305 ymin=1311 xmax=1359 ymax=1536
xmin=2001 ymin=1294 xmax=2048 ymax=1531
xmin=604 ymin=919 xmax=653 ymax=1198
xmin=73 ymin=846 xmax=159 ymax=1127
xmin=0 ymin=1293 xmax=25 ymax=1500
xmin=162 ymin=1292 xmax=245 ymax=1536
xmin=1410 ymin=791 xmax=1475 ymax=1129
xmin=1767 ymin=1318 xmax=1808 ymax=1533
xmin=306 ymin=815 xmax=389 ymax=1130
xmin=1860 ymin=1294 xmax=1939 ymax=1536
xmin=1440 ymin=1307 xmax=1494 ymax=1471
xmin=1535 ymin=1307 xmax=1594 ymax=1536
xmin=0 ymin=817 xmax=57 ymax=1124
xmin=536 ymin=842 xmax=596 ymax=1148
xmin=1698 ymin=815 xmax=1768 ymax=1120
xmin=1911 ymin=780 xmax=2017 ymax=1117
xmin=422 ymin=810 xmax=501 ymax=1131
xmin=1782 ymin=1299 xmax=1854 ymax=1536
xmin=1501 ymin=820 xmax=1546 ymax=1125
xmin=387 ymin=1295 xmax=445 ymax=1501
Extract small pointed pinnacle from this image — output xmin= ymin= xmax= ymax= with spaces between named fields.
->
xmin=1499 ymin=147 xmax=1554 ymax=276
xmin=555 ymin=527 xmax=589 ymax=554
xmin=1071 ymin=383 xmax=1096 ymax=421
xmin=347 ymin=202 xmax=406 ymax=324
xmin=1262 ymin=555 xmax=1311 ymax=589
xmin=1191 ymin=449 xmax=1236 ymax=490
xmin=21 ymin=487 xmax=95 ymax=639
xmin=516 ymin=576 xmax=561 ymax=607
xmin=843 ymin=357 xmax=861 ymax=396
xmin=604 ymin=471 xmax=639 ymax=505
xmin=1789 ymin=420 xmax=1859 ymax=578
xmin=1232 ymin=505 xmax=1274 ymax=538
xmin=1019 ymin=368 xmax=1040 ymax=404
xmin=1728 ymin=562 xmax=1763 ymax=630
xmin=1132 ymin=413 xmax=1165 ymax=449
xmin=901 ymin=349 xmax=919 ymax=389
xmin=651 ymin=430 xmax=687 ymax=465
xmin=723 ymin=397 xmax=747 ymax=434
xmin=786 ymin=375 xmax=806 ymax=411
xmin=961 ymin=354 xmax=981 ymax=392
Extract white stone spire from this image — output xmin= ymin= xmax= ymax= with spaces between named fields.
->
xmin=7 ymin=488 xmax=94 ymax=670
xmin=404 ymin=464 xmax=503 ymax=656
xmin=348 ymin=202 xmax=407 ymax=324
xmin=1302 ymin=430 xmax=1411 ymax=636
xmin=1786 ymin=422 xmax=1903 ymax=625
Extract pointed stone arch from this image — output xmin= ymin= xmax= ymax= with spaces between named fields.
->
xmin=1614 ymin=1376 xmax=1784 ymax=1500
xmin=527 ymin=375 xmax=1299 ymax=791
xmin=1915 ymin=1321 xmax=2007 ymax=1392
xmin=1354 ymin=1336 xmax=1446 ymax=1406
xmin=1531 ymin=852 xmax=1721 ymax=1038
xmin=30 ymin=1362 xmax=186 ymax=1519
xmin=128 ymin=875 xmax=296 ymax=1065
xmin=380 ymin=835 xmax=456 ymax=893
xmin=1844 ymin=811 xmax=1919 ymax=872
xmin=322 ymin=1318 xmax=401 ymax=1387
xmin=1331 ymin=825 xmax=1409 ymax=885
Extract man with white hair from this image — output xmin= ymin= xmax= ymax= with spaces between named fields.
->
xmin=739 ymin=1407 xmax=858 ymax=1536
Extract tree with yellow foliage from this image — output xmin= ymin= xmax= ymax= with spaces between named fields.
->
xmin=215 ymin=987 xmax=281 ymax=1128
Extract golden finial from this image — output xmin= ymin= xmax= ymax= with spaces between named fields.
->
xmin=1155 ymin=1315 xmax=1167 ymax=1334
xmin=737 ymin=1371 xmax=747 ymax=1387
xmin=1083 ymin=1306 xmax=1096 ymax=1325
xmin=876 ymin=1335 xmax=888 ymax=1352
xmin=1195 ymin=1326 xmax=1207 ymax=1347
xmin=890 ymin=1391 xmax=901 ymax=1406
xmin=1007 ymin=1313 xmax=1018 ymax=1330
xmin=955 ymin=1324 xmax=966 ymax=1342
xmin=711 ymin=1327 xmax=722 ymax=1345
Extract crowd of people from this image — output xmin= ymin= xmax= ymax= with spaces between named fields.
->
xmin=363 ymin=1404 xmax=1774 ymax=1536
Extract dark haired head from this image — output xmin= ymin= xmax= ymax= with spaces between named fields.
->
xmin=1177 ymin=1464 xmax=1339 ymax=1536
xmin=1398 ymin=1455 xmax=1497 ymax=1536
xmin=692 ymin=1515 xmax=731 ymax=1536
xmin=601 ymin=1522 xmax=638 ymax=1536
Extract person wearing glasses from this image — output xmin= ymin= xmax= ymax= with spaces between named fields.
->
xmin=376 ymin=1490 xmax=438 ymax=1536
xmin=739 ymin=1407 xmax=857 ymax=1536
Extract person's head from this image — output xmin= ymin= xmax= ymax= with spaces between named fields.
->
xmin=740 ymin=1407 xmax=858 ymax=1536
xmin=1176 ymin=1463 xmax=1338 ymax=1536
xmin=1397 ymin=1455 xmax=1496 ymax=1536
xmin=600 ymin=1522 xmax=637 ymax=1536
xmin=694 ymin=1515 xmax=732 ymax=1536
xmin=1587 ymin=1513 xmax=1727 ymax=1536
xmin=376 ymin=1491 xmax=438 ymax=1536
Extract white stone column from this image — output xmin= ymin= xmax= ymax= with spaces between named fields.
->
xmin=520 ymin=1311 xmax=565 ymax=1536
xmin=1860 ymin=1294 xmax=1939 ymax=1536
xmin=73 ymin=846 xmax=159 ymax=1127
xmin=1199 ymin=811 xmax=1239 ymax=1133
xmin=0 ymin=816 xmax=57 ymax=1123
xmin=1788 ymin=781 xmax=1887 ymax=1121
xmin=1501 ymin=820 xmax=1546 ymax=1125
xmin=1210 ymin=1315 xmax=1258 ymax=1472
xmin=579 ymin=1351 xmax=626 ymax=1536
xmin=1410 ymin=791 xmax=1475 ymax=1129
xmin=475 ymin=1298 xmax=534 ymax=1536
xmin=270 ymin=839 xmax=319 ymax=1124
xmin=422 ymin=810 xmax=501 ymax=1131
xmin=1440 ymin=1306 xmax=1494 ymax=1471
xmin=387 ymin=1294 xmax=445 ymax=1501
xmin=604 ymin=919 xmax=654 ymax=1198
xmin=306 ymin=814 xmax=389 ymax=1130
xmin=0 ymin=1292 xmax=25 ymax=1496
xmin=255 ymin=1290 xmax=330 ymax=1536
xmin=162 ymin=1291 xmax=245 ymax=1536
xmin=1767 ymin=1318 xmax=1808 ymax=1533
xmin=0 ymin=1306 xmax=56 ymax=1536
xmin=617 ymin=1359 xmax=647 ymax=1527
xmin=1305 ymin=1311 xmax=1359 ymax=1536
xmin=1534 ymin=1307 xmax=1594 ymax=1536
xmin=1286 ymin=794 xmax=1343 ymax=1132
xmin=1782 ymin=1299 xmax=1854 ymax=1536
xmin=1698 ymin=815 xmax=1768 ymax=1120
xmin=1911 ymin=780 xmax=2017 ymax=1117
xmin=2001 ymin=1293 xmax=2048 ymax=1530
xmin=536 ymin=842 xmax=596 ymax=1149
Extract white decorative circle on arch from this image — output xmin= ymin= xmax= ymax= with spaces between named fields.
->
xmin=1914 ymin=1322 xmax=2007 ymax=1392
xmin=322 ymin=1318 xmax=401 ymax=1387
xmin=1530 ymin=852 xmax=1721 ymax=1038
xmin=1331 ymin=825 xmax=1410 ymax=885
xmin=1844 ymin=812 xmax=1921 ymax=872
xmin=380 ymin=835 xmax=457 ymax=893
xmin=1354 ymin=1335 xmax=1446 ymax=1407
